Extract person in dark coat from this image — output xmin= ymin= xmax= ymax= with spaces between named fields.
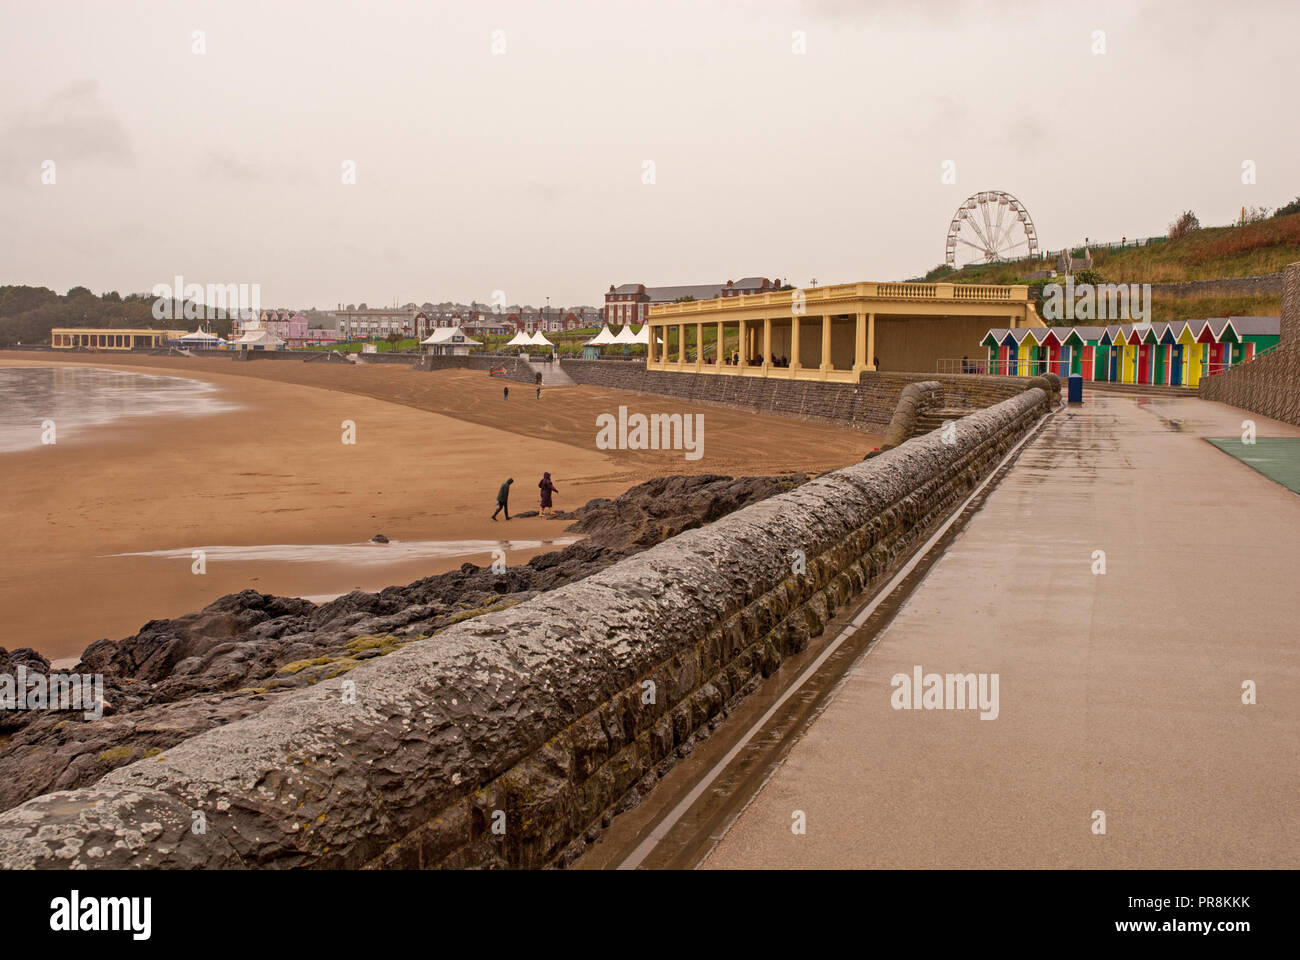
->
xmin=538 ymin=472 xmax=558 ymax=518
xmin=503 ymin=385 xmax=509 ymax=401
xmin=491 ymin=478 xmax=513 ymax=520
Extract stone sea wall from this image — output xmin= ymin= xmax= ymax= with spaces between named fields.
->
xmin=1198 ymin=263 xmax=1300 ymax=427
xmin=557 ymin=359 xmax=1027 ymax=430
xmin=0 ymin=386 xmax=1054 ymax=869
xmin=411 ymin=354 xmax=538 ymax=383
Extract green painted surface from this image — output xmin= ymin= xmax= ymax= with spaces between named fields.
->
xmin=1205 ymin=438 xmax=1300 ymax=495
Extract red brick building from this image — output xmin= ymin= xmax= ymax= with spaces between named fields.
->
xmin=604 ymin=277 xmax=780 ymax=327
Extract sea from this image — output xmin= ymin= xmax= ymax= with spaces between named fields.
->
xmin=0 ymin=365 xmax=236 ymax=453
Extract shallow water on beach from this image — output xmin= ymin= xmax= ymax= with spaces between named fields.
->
xmin=0 ymin=365 xmax=236 ymax=453
xmin=108 ymin=537 xmax=582 ymax=565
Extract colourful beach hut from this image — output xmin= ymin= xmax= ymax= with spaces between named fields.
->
xmin=1230 ymin=316 xmax=1282 ymax=364
xmin=1174 ymin=322 xmax=1204 ymax=387
xmin=1013 ymin=328 xmax=1037 ymax=376
xmin=1036 ymin=328 xmax=1063 ymax=377
xmin=1136 ymin=325 xmax=1159 ymax=385
xmin=1096 ymin=326 xmax=1121 ymax=382
xmin=981 ymin=329 xmax=1008 ymax=374
xmin=1069 ymin=326 xmax=1106 ymax=381
xmin=1003 ymin=328 xmax=1031 ymax=376
xmin=978 ymin=315 xmax=1279 ymax=389
xmin=1159 ymin=320 xmax=1180 ymax=382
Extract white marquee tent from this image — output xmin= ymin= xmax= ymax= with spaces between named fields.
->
xmin=632 ymin=324 xmax=650 ymax=345
xmin=420 ymin=326 xmax=482 ymax=355
xmin=584 ymin=326 xmax=617 ymax=346
xmin=505 ymin=330 xmax=533 ymax=347
xmin=232 ymin=321 xmax=285 ymax=351
xmin=528 ymin=331 xmax=554 ymax=347
xmin=176 ymin=327 xmax=226 ymax=348
xmin=610 ymin=325 xmax=639 ymax=345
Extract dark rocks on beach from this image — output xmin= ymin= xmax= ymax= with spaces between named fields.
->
xmin=371 ymin=533 xmax=389 ymax=543
xmin=514 ymin=510 xmax=540 ymax=518
xmin=0 ymin=472 xmax=809 ymax=814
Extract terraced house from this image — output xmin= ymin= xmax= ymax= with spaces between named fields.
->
xmin=606 ymin=277 xmax=781 ymax=327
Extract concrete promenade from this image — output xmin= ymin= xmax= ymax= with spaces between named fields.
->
xmin=704 ymin=392 xmax=1300 ymax=868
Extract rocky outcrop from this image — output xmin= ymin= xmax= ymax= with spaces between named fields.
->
xmin=0 ymin=474 xmax=802 ymax=817
xmin=0 ymin=389 xmax=1052 ymax=869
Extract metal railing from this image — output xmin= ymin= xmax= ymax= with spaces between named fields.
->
xmin=941 ymin=347 xmax=1275 ymax=381
xmin=935 ymin=358 xmax=1055 ymax=376
xmin=649 ymin=281 xmax=1029 ymax=317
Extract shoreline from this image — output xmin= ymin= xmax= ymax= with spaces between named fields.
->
xmin=0 ymin=353 xmax=875 ymax=660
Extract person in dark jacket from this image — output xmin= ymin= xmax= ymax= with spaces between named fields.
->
xmin=491 ymin=478 xmax=513 ymax=520
xmin=503 ymin=385 xmax=509 ymax=401
xmin=538 ymin=472 xmax=558 ymax=518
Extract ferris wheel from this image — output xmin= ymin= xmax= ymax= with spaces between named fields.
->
xmin=945 ymin=190 xmax=1038 ymax=268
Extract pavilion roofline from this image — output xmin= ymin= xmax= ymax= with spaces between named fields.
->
xmin=649 ymin=280 xmax=1030 ymax=318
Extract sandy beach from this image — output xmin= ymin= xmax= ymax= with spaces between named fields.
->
xmin=0 ymin=352 xmax=875 ymax=661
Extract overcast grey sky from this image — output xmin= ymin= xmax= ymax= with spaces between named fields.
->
xmin=1 ymin=0 xmax=1297 ymax=308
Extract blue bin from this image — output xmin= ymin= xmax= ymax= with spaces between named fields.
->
xmin=1067 ymin=373 xmax=1083 ymax=403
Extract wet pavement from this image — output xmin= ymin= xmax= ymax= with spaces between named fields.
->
xmin=1205 ymin=437 xmax=1300 ymax=494
xmin=698 ymin=392 xmax=1300 ymax=868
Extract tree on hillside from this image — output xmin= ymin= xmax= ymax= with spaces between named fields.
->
xmin=1168 ymin=210 xmax=1200 ymax=239
xmin=1273 ymin=196 xmax=1300 ymax=218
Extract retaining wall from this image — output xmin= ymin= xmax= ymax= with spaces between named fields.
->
xmin=0 ymin=384 xmax=1053 ymax=870
xmin=1198 ymin=263 xmax=1300 ymax=426
xmin=356 ymin=351 xmax=423 ymax=365
xmin=411 ymin=354 xmax=538 ymax=383
xmin=1148 ymin=272 xmax=1284 ymax=299
xmin=558 ymin=359 xmax=1028 ymax=430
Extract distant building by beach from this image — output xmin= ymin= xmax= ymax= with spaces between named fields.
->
xmin=300 ymin=328 xmax=344 ymax=346
xmin=502 ymin=308 xmax=594 ymax=334
xmin=231 ymin=317 xmax=285 ymax=351
xmin=50 ymin=328 xmax=178 ymax=350
xmin=420 ymin=327 xmax=481 ymax=355
xmin=605 ymin=277 xmax=780 ymax=327
xmin=331 ymin=306 xmax=427 ymax=340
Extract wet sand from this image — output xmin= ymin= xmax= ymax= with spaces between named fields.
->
xmin=0 ymin=352 xmax=875 ymax=660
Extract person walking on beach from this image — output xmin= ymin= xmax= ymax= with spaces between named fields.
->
xmin=491 ymin=477 xmax=513 ymax=521
xmin=536 ymin=385 xmax=541 ymax=400
xmin=538 ymin=472 xmax=558 ymax=518
xmin=503 ymin=384 xmax=509 ymax=401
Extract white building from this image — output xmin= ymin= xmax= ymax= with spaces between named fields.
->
xmin=231 ymin=318 xmax=285 ymax=351
xmin=420 ymin=327 xmax=481 ymax=355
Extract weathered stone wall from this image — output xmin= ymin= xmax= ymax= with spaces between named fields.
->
xmin=412 ymin=354 xmax=537 ymax=383
xmin=880 ymin=381 xmax=944 ymax=448
xmin=230 ymin=350 xmax=301 ymax=361
xmin=1148 ymin=272 xmax=1284 ymax=299
xmin=356 ymin=351 xmax=422 ymax=365
xmin=1198 ymin=263 xmax=1300 ymax=426
xmin=0 ymin=387 xmax=1053 ymax=870
xmin=558 ymin=359 xmax=1027 ymax=431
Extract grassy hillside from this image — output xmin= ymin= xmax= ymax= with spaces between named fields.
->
xmin=920 ymin=211 xmax=1300 ymax=286
xmin=1148 ymin=293 xmax=1283 ymax=325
